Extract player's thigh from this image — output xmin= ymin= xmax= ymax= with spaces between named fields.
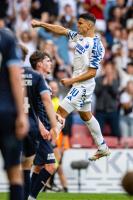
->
xmin=22 ymin=132 xmax=37 ymax=158
xmin=33 ymin=137 xmax=55 ymax=166
xmin=57 ymin=106 xmax=69 ymax=118
xmin=22 ymin=155 xmax=35 ymax=170
xmin=79 ymin=111 xmax=92 ymax=121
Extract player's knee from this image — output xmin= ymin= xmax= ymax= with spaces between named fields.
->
xmin=44 ymin=164 xmax=56 ymax=175
xmin=33 ymin=165 xmax=42 ymax=174
xmin=57 ymin=106 xmax=68 ymax=118
xmin=22 ymin=156 xmax=34 ymax=170
xmin=7 ymin=164 xmax=23 ymax=185
xmin=79 ymin=111 xmax=92 ymax=121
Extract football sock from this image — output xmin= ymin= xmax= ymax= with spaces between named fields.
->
xmin=10 ymin=184 xmax=24 ymax=200
xmin=24 ymin=170 xmax=30 ymax=200
xmin=49 ymin=173 xmax=55 ymax=186
xmin=30 ymin=168 xmax=51 ymax=198
xmin=63 ymin=187 xmax=68 ymax=192
xmin=30 ymin=172 xmax=38 ymax=192
xmin=85 ymin=116 xmax=107 ymax=150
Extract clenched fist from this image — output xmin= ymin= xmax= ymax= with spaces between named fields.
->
xmin=31 ymin=19 xmax=42 ymax=28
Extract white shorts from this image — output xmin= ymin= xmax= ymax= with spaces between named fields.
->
xmin=59 ymin=83 xmax=95 ymax=113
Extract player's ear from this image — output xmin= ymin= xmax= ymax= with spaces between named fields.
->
xmin=88 ymin=21 xmax=93 ymax=29
xmin=36 ymin=61 xmax=42 ymax=70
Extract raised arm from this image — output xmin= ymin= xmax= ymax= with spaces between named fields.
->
xmin=31 ymin=19 xmax=68 ymax=36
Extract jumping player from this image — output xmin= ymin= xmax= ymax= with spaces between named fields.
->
xmin=31 ymin=13 xmax=111 ymax=161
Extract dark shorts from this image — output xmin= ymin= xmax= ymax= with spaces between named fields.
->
xmin=34 ymin=136 xmax=55 ymax=166
xmin=22 ymin=132 xmax=38 ymax=157
xmin=0 ymin=112 xmax=21 ymax=170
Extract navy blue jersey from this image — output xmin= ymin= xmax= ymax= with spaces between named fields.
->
xmin=22 ymin=67 xmax=49 ymax=133
xmin=37 ymin=79 xmax=51 ymax=131
xmin=0 ymin=28 xmax=21 ymax=113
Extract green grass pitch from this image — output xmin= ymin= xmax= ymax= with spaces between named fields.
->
xmin=0 ymin=192 xmax=133 ymax=200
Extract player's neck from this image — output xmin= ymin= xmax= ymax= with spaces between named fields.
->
xmin=82 ymin=29 xmax=95 ymax=38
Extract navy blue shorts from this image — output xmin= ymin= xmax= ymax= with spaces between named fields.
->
xmin=34 ymin=135 xmax=55 ymax=166
xmin=22 ymin=132 xmax=38 ymax=157
xmin=0 ymin=112 xmax=21 ymax=170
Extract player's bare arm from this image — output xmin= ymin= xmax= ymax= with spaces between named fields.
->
xmin=41 ymin=92 xmax=57 ymax=128
xmin=38 ymin=118 xmax=51 ymax=140
xmin=61 ymin=68 xmax=97 ymax=87
xmin=31 ymin=19 xmax=68 ymax=35
xmin=9 ymin=66 xmax=29 ymax=139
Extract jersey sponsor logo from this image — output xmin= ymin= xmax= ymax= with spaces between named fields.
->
xmin=22 ymin=73 xmax=32 ymax=113
xmin=47 ymin=153 xmax=55 ymax=160
xmin=75 ymin=43 xmax=85 ymax=54
xmin=22 ymin=73 xmax=33 ymax=86
xmin=23 ymin=96 xmax=30 ymax=114
xmin=67 ymin=88 xmax=79 ymax=101
xmin=75 ymin=42 xmax=89 ymax=54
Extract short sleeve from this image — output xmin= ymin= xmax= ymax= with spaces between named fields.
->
xmin=67 ymin=30 xmax=78 ymax=42
xmin=38 ymin=75 xmax=50 ymax=95
xmin=90 ymin=37 xmax=105 ymax=69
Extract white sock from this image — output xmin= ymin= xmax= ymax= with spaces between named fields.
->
xmin=85 ymin=116 xmax=107 ymax=150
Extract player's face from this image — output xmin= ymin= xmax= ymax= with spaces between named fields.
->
xmin=77 ymin=18 xmax=91 ymax=34
xmin=42 ymin=56 xmax=52 ymax=74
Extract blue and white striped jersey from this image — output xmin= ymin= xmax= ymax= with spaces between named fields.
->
xmin=68 ymin=30 xmax=105 ymax=86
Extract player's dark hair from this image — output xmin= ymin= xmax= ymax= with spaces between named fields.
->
xmin=30 ymin=50 xmax=51 ymax=69
xmin=78 ymin=13 xmax=96 ymax=24
xmin=127 ymin=62 xmax=133 ymax=67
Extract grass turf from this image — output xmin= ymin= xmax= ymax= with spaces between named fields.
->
xmin=0 ymin=193 xmax=133 ymax=200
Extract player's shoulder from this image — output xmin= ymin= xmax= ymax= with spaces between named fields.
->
xmin=25 ymin=67 xmax=43 ymax=79
xmin=93 ymin=35 xmax=105 ymax=55
xmin=0 ymin=28 xmax=15 ymax=42
xmin=67 ymin=29 xmax=78 ymax=40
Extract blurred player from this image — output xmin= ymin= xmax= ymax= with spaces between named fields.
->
xmin=0 ymin=28 xmax=29 ymax=200
xmin=28 ymin=51 xmax=64 ymax=200
xmin=31 ymin=13 xmax=111 ymax=161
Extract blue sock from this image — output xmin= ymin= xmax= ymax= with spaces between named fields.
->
xmin=10 ymin=184 xmax=24 ymax=200
xmin=30 ymin=168 xmax=51 ymax=198
xmin=24 ymin=170 xmax=30 ymax=200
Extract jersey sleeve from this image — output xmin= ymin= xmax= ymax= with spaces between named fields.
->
xmin=90 ymin=38 xmax=105 ymax=69
xmin=5 ymin=31 xmax=21 ymax=68
xmin=38 ymin=75 xmax=51 ymax=95
xmin=67 ymin=29 xmax=78 ymax=42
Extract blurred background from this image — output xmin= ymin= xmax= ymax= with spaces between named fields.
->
xmin=0 ymin=0 xmax=133 ymax=194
